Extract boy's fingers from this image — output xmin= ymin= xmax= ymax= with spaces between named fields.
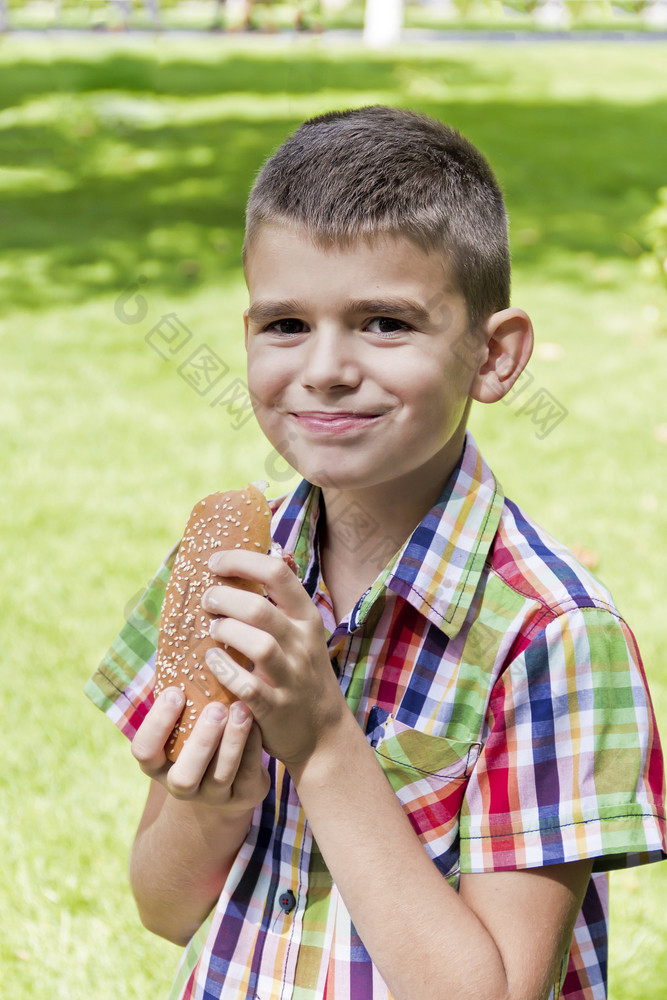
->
xmin=209 ymin=616 xmax=283 ymax=670
xmin=166 ymin=702 xmax=231 ymax=798
xmin=205 ymin=647 xmax=272 ymax=718
xmin=230 ymin=722 xmax=271 ymax=800
xmin=208 ymin=702 xmax=256 ymax=787
xmin=236 ymin=719 xmax=268 ymax=778
xmin=208 ymin=550 xmax=314 ymax=622
xmin=131 ymin=688 xmax=185 ymax=772
xmin=132 ymin=688 xmax=261 ymax=803
xmin=205 ymin=584 xmax=283 ymax=638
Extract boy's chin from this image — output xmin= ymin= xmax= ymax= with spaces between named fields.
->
xmin=301 ymin=463 xmax=389 ymax=494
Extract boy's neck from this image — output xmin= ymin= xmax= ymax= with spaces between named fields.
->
xmin=318 ymin=431 xmax=466 ymax=622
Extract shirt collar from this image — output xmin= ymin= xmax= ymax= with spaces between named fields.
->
xmin=270 ymin=432 xmax=504 ymax=639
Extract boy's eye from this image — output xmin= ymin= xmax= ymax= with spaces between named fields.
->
xmin=365 ymin=317 xmax=410 ymax=335
xmin=267 ymin=318 xmax=306 ymax=335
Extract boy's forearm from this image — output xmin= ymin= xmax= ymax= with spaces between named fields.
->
xmin=288 ymin=714 xmax=509 ymax=1000
xmin=289 ymin=713 xmax=590 ymax=1000
xmin=129 ymin=781 xmax=253 ymax=946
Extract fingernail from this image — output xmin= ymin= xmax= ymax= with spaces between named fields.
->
xmin=231 ymin=702 xmax=250 ymax=724
xmin=208 ymin=553 xmax=221 ymax=571
xmin=209 ymin=618 xmax=224 ymax=638
xmin=206 ymin=646 xmax=225 ymax=673
xmin=205 ymin=702 xmax=228 ymax=725
xmin=206 ymin=646 xmax=237 ymax=683
xmin=163 ymin=688 xmax=183 ymax=707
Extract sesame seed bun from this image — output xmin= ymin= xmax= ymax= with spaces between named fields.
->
xmin=155 ymin=483 xmax=272 ymax=761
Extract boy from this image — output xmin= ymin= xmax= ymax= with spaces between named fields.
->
xmin=86 ymin=107 xmax=666 ymax=1000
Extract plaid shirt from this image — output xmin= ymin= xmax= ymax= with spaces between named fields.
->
xmin=86 ymin=432 xmax=666 ymax=1000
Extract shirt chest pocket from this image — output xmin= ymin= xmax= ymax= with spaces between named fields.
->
xmin=369 ymin=712 xmax=481 ymax=879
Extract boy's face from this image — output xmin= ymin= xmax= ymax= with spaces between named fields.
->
xmin=244 ymin=224 xmax=487 ymax=496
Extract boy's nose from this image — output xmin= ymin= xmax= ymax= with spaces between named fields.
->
xmin=300 ymin=328 xmax=361 ymax=391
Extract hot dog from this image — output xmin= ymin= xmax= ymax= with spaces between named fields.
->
xmin=155 ymin=483 xmax=272 ymax=761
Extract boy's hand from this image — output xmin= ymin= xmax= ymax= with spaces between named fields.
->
xmin=131 ymin=688 xmax=270 ymax=812
xmin=202 ymin=551 xmax=348 ymax=767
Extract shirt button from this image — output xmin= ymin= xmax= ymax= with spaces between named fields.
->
xmin=278 ymin=889 xmax=296 ymax=914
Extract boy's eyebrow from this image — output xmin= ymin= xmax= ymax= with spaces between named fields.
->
xmin=346 ymin=298 xmax=433 ymax=326
xmin=247 ymin=297 xmax=440 ymax=326
xmin=246 ymin=300 xmax=303 ymax=324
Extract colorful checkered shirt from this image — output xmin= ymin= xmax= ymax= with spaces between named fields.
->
xmin=86 ymin=432 xmax=666 ymax=1000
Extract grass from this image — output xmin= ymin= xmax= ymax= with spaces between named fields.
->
xmin=1 ymin=34 xmax=666 ymax=999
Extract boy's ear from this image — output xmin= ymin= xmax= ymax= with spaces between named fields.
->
xmin=243 ymin=309 xmax=249 ymax=350
xmin=470 ymin=308 xmax=534 ymax=405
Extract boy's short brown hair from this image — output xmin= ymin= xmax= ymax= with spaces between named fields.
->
xmin=244 ymin=105 xmax=510 ymax=329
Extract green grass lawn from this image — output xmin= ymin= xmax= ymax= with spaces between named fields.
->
xmin=1 ymin=34 xmax=666 ymax=999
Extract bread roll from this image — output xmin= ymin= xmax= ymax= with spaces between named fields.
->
xmin=155 ymin=483 xmax=272 ymax=761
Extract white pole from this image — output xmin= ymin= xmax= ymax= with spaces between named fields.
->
xmin=643 ymin=1 xmax=667 ymax=27
xmin=364 ymin=0 xmax=404 ymax=48
xmin=534 ymin=0 xmax=568 ymax=28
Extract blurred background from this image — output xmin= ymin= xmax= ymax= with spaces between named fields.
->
xmin=2 ymin=0 xmax=667 ymax=34
xmin=1 ymin=5 xmax=666 ymax=998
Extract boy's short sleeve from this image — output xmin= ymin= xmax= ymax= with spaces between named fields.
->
xmin=85 ymin=545 xmax=178 ymax=740
xmin=459 ymin=605 xmax=667 ymax=873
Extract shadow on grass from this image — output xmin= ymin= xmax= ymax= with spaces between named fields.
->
xmin=1 ymin=50 xmax=666 ymax=312
xmin=0 ymin=50 xmax=513 ymax=108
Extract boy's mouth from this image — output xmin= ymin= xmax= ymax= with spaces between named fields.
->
xmin=289 ymin=410 xmax=384 ymax=434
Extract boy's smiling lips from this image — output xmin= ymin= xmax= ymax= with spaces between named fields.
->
xmin=288 ymin=409 xmax=387 ymax=434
